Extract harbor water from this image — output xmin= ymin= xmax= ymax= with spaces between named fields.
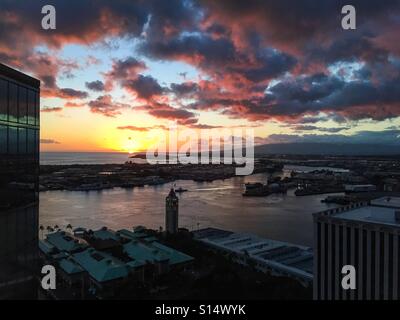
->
xmin=39 ymin=172 xmax=342 ymax=247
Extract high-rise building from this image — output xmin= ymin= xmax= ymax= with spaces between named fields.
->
xmin=313 ymin=197 xmax=400 ymax=300
xmin=165 ymin=188 xmax=179 ymax=234
xmin=0 ymin=63 xmax=40 ymax=299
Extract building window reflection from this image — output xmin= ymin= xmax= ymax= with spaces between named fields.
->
xmin=0 ymin=63 xmax=40 ymax=299
xmin=0 ymin=125 xmax=6 ymax=153
xmin=8 ymin=82 xmax=18 ymax=123
xmin=18 ymin=127 xmax=27 ymax=154
xmin=0 ymin=79 xmax=7 ymax=121
xmin=19 ymin=87 xmax=27 ymax=124
xmin=8 ymin=126 xmax=18 ymax=155
xmin=28 ymin=90 xmax=35 ymax=125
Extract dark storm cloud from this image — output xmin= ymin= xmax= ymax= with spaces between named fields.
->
xmin=269 ymin=73 xmax=344 ymax=103
xmin=2 ymin=0 xmax=400 ymax=126
xmin=40 ymin=139 xmax=60 ymax=144
xmin=117 ymin=125 xmax=152 ymax=132
xmin=106 ymin=56 xmax=166 ymax=100
xmin=179 ymin=0 xmax=400 ymax=123
xmin=87 ymin=95 xmax=130 ymax=117
xmin=41 ymin=106 xmax=62 ymax=113
xmin=106 ymin=58 xmax=147 ymax=82
xmin=170 ymin=82 xmax=200 ymax=97
xmin=199 ymin=0 xmax=400 ymax=49
xmin=143 ymin=0 xmax=200 ymax=41
xmin=262 ymin=129 xmax=400 ymax=145
xmin=0 ymin=0 xmax=189 ymax=98
xmin=145 ymin=103 xmax=196 ymax=121
xmin=58 ymin=88 xmax=89 ymax=99
xmin=0 ymin=0 xmax=148 ymax=48
xmin=140 ymin=33 xmax=297 ymax=83
xmin=85 ymin=80 xmax=105 ymax=92
xmin=105 ymin=56 xmax=197 ymax=123
xmin=135 ymin=102 xmax=198 ymax=126
xmin=211 ymin=57 xmax=400 ymax=122
xmin=117 ymin=125 xmax=167 ymax=131
xmin=237 ymin=48 xmax=297 ymax=82
xmin=187 ymin=123 xmax=223 ymax=129
xmin=307 ymin=33 xmax=390 ymax=66
xmin=291 ymin=125 xmax=350 ymax=133
xmin=140 ymin=34 xmax=237 ymax=68
xmin=295 ymin=114 xmax=346 ymax=124
xmin=123 ymin=75 xmax=164 ymax=99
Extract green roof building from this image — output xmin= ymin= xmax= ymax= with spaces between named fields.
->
xmin=72 ymin=248 xmax=129 ymax=284
xmin=46 ymin=231 xmax=87 ymax=253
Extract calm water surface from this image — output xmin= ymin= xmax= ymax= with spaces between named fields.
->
xmin=40 ymin=173 xmax=341 ymax=247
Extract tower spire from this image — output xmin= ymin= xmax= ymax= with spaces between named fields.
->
xmin=165 ymin=188 xmax=179 ymax=233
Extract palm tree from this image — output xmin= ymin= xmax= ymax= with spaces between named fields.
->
xmin=66 ymin=224 xmax=73 ymax=232
xmin=39 ymin=225 xmax=44 ymax=239
xmin=54 ymin=224 xmax=59 ymax=231
xmin=46 ymin=226 xmax=54 ymax=234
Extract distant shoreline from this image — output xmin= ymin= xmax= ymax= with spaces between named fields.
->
xmin=39 ymin=161 xmax=283 ymax=192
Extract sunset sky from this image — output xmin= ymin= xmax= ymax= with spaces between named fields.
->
xmin=2 ymin=0 xmax=400 ymax=152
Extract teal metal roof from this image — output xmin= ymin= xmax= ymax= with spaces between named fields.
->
xmin=123 ymin=241 xmax=169 ymax=263
xmin=93 ymin=228 xmax=119 ymax=241
xmin=151 ymin=242 xmax=194 ymax=265
xmin=117 ymin=229 xmax=149 ymax=240
xmin=46 ymin=231 xmax=86 ymax=253
xmin=72 ymin=249 xmax=129 ymax=283
xmin=143 ymin=236 xmax=158 ymax=243
xmin=123 ymin=240 xmax=193 ymax=267
xmin=59 ymin=259 xmax=84 ymax=275
xmin=39 ymin=240 xmax=56 ymax=255
xmin=126 ymin=260 xmax=146 ymax=269
xmin=52 ymin=252 xmax=69 ymax=260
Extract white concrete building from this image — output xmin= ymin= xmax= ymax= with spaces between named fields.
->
xmin=193 ymin=228 xmax=313 ymax=286
xmin=313 ymin=197 xmax=400 ymax=300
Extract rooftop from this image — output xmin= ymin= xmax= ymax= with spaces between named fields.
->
xmin=117 ymin=228 xmax=152 ymax=240
xmin=46 ymin=231 xmax=87 ymax=253
xmin=193 ymin=228 xmax=313 ymax=281
xmin=92 ymin=227 xmax=119 ymax=241
xmin=40 ymin=227 xmax=194 ymax=284
xmin=0 ymin=63 xmax=40 ymax=88
xmin=39 ymin=240 xmax=56 ymax=255
xmin=317 ymin=197 xmax=400 ymax=227
xmin=59 ymin=258 xmax=84 ymax=275
xmin=371 ymin=196 xmax=400 ymax=209
xmin=72 ymin=248 xmax=129 ymax=283
xmin=123 ymin=240 xmax=193 ymax=266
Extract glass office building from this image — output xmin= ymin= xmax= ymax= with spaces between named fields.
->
xmin=0 ymin=63 xmax=40 ymax=299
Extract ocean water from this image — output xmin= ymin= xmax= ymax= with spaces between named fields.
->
xmin=40 ymin=152 xmax=135 ymax=165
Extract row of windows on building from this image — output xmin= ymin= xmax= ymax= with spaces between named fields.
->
xmin=316 ymin=221 xmax=399 ymax=300
xmin=0 ymin=78 xmax=39 ymax=126
xmin=0 ymin=206 xmax=38 ymax=284
xmin=0 ymin=125 xmax=39 ymax=155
